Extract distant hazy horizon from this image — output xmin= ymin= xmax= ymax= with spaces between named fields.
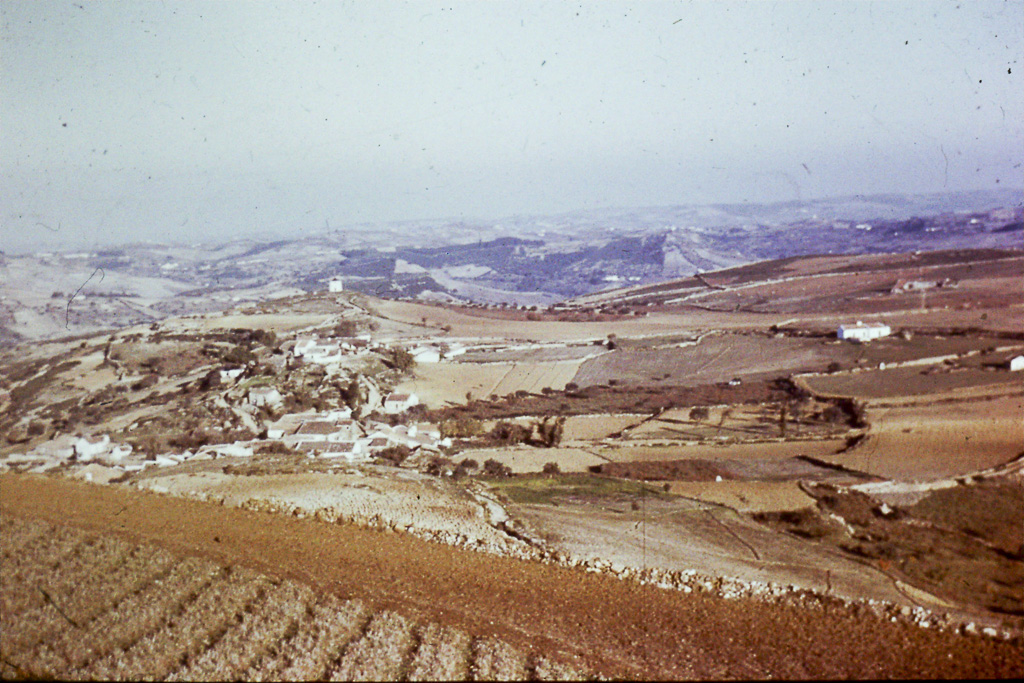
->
xmin=2 ymin=1 xmax=1021 ymax=253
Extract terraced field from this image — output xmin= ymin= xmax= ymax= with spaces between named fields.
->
xmin=4 ymin=474 xmax=1022 ymax=680
xmin=0 ymin=516 xmax=583 ymax=681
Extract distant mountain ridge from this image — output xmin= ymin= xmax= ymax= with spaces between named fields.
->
xmin=2 ymin=191 xmax=1020 ymax=344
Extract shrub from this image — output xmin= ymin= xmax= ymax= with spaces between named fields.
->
xmin=542 ymin=461 xmax=561 ymax=475
xmin=383 ymin=347 xmax=416 ymax=372
xmin=222 ymin=344 xmax=255 ymax=365
xmin=168 ymin=429 xmax=211 ymax=450
xmin=377 ymin=444 xmax=412 ymax=465
xmin=689 ymin=406 xmax=710 ymax=422
xmin=490 ymin=421 xmax=532 ymax=445
xmin=256 ymin=441 xmax=295 ymax=455
xmin=483 ymin=458 xmax=512 ymax=478
xmin=439 ymin=416 xmax=483 ymax=438
xmin=535 ymin=416 xmax=565 ymax=447
xmin=425 ymin=455 xmax=451 ymax=476
xmin=333 ymin=320 xmax=358 ymax=337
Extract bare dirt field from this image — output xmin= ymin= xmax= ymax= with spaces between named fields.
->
xmin=509 ymin=490 xmax=914 ymax=608
xmin=127 ymin=466 xmax=519 ymax=551
xmin=624 ymin=403 xmax=842 ymax=442
xmin=4 ymin=473 xmax=1021 ymax=680
xmin=371 ymin=298 xmax=782 ymax=341
xmin=0 ymin=515 xmax=576 ymax=681
xmin=397 ymin=362 xmax=519 ymax=407
xmin=571 ymin=333 xmax=834 ymax=388
xmin=665 ymin=480 xmax=815 ymax=513
xmin=802 ymin=365 xmax=1022 ymax=400
xmin=595 ymin=439 xmax=849 ymax=464
xmin=455 ymin=447 xmax=608 ymax=474
xmin=561 ymin=414 xmax=647 ymax=441
xmin=396 ymin=359 xmax=583 ymax=408
xmin=822 ymin=395 xmax=1024 ymax=481
xmin=185 ymin=312 xmax=335 ymax=333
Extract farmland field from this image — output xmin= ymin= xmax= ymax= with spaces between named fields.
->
xmin=127 ymin=467 xmax=519 ymax=551
xmin=372 ymin=297 xmax=780 ymax=341
xmin=571 ymin=334 xmax=834 ymax=388
xmin=665 ymin=480 xmax=815 ymax=513
xmin=455 ymin=446 xmax=608 ymax=474
xmin=396 ymin=359 xmax=583 ymax=408
xmin=820 ymin=394 xmax=1024 ymax=480
xmin=0 ymin=515 xmax=575 ymax=681
xmin=561 ymin=414 xmax=647 ymax=441
xmin=802 ymin=365 xmax=1022 ymax=399
xmin=594 ymin=439 xmax=849 ymax=464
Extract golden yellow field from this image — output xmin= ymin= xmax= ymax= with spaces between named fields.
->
xmin=801 ymin=366 xmax=1021 ymax=400
xmin=561 ymin=414 xmax=647 ymax=441
xmin=188 ymin=312 xmax=334 ymax=332
xmin=455 ymin=447 xmax=607 ymax=474
xmin=595 ymin=439 xmax=848 ymax=463
xmin=822 ymin=394 xmax=1024 ymax=480
xmin=396 ymin=360 xmax=583 ymax=408
xmin=371 ymin=298 xmax=779 ymax=341
xmin=666 ymin=480 xmax=815 ymax=513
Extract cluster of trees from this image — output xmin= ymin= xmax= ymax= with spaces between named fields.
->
xmin=383 ymin=346 xmax=416 ymax=372
xmin=487 ymin=416 xmax=565 ymax=447
xmin=439 ymin=415 xmax=484 ymax=439
xmin=332 ymin=320 xmax=359 ymax=337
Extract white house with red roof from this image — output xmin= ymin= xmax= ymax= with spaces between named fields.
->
xmin=383 ymin=392 xmax=419 ymax=414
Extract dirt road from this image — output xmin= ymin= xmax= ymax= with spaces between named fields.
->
xmin=2 ymin=473 xmax=1021 ymax=679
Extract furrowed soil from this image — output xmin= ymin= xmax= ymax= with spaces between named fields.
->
xmin=3 ymin=474 xmax=1022 ymax=680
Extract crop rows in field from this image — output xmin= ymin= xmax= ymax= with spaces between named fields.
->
xmin=1 ymin=516 xmax=585 ymax=681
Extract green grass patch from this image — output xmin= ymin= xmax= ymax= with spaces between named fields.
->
xmin=236 ymin=376 xmax=275 ymax=390
xmin=485 ymin=473 xmax=669 ymax=506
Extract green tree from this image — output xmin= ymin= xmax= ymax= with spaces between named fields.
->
xmin=384 ymin=347 xmax=416 ymax=372
xmin=490 ymin=421 xmax=532 ymax=445
xmin=535 ymin=416 xmax=566 ymax=447
xmin=689 ymin=406 xmax=710 ymax=423
xmin=341 ymin=376 xmax=363 ymax=411
xmin=483 ymin=458 xmax=512 ymax=478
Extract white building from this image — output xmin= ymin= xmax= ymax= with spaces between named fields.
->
xmin=293 ymin=337 xmax=318 ymax=356
xmin=411 ymin=347 xmax=442 ymax=364
xmin=328 ymin=277 xmax=344 ymax=293
xmin=1009 ymin=355 xmax=1024 ymax=372
xmin=319 ymin=441 xmax=366 ymax=461
xmin=247 ymin=386 xmax=283 ymax=407
xmin=73 ymin=435 xmax=110 ymax=461
xmin=287 ymin=419 xmax=363 ymax=445
xmin=292 ymin=337 xmax=344 ymax=364
xmin=383 ymin=392 xmax=419 ymax=414
xmin=837 ymin=321 xmax=891 ymax=342
xmin=219 ymin=367 xmax=245 ymax=381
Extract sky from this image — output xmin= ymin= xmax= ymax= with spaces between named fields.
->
xmin=2 ymin=0 xmax=1021 ymax=252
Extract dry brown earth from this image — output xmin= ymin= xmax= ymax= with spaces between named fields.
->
xmin=3 ymin=474 xmax=1021 ymax=680
xmin=822 ymin=394 xmax=1024 ymax=480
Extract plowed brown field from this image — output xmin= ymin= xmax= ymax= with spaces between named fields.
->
xmin=3 ymin=474 xmax=1022 ymax=680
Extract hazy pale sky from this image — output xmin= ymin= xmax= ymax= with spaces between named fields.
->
xmin=2 ymin=1 xmax=1021 ymax=251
